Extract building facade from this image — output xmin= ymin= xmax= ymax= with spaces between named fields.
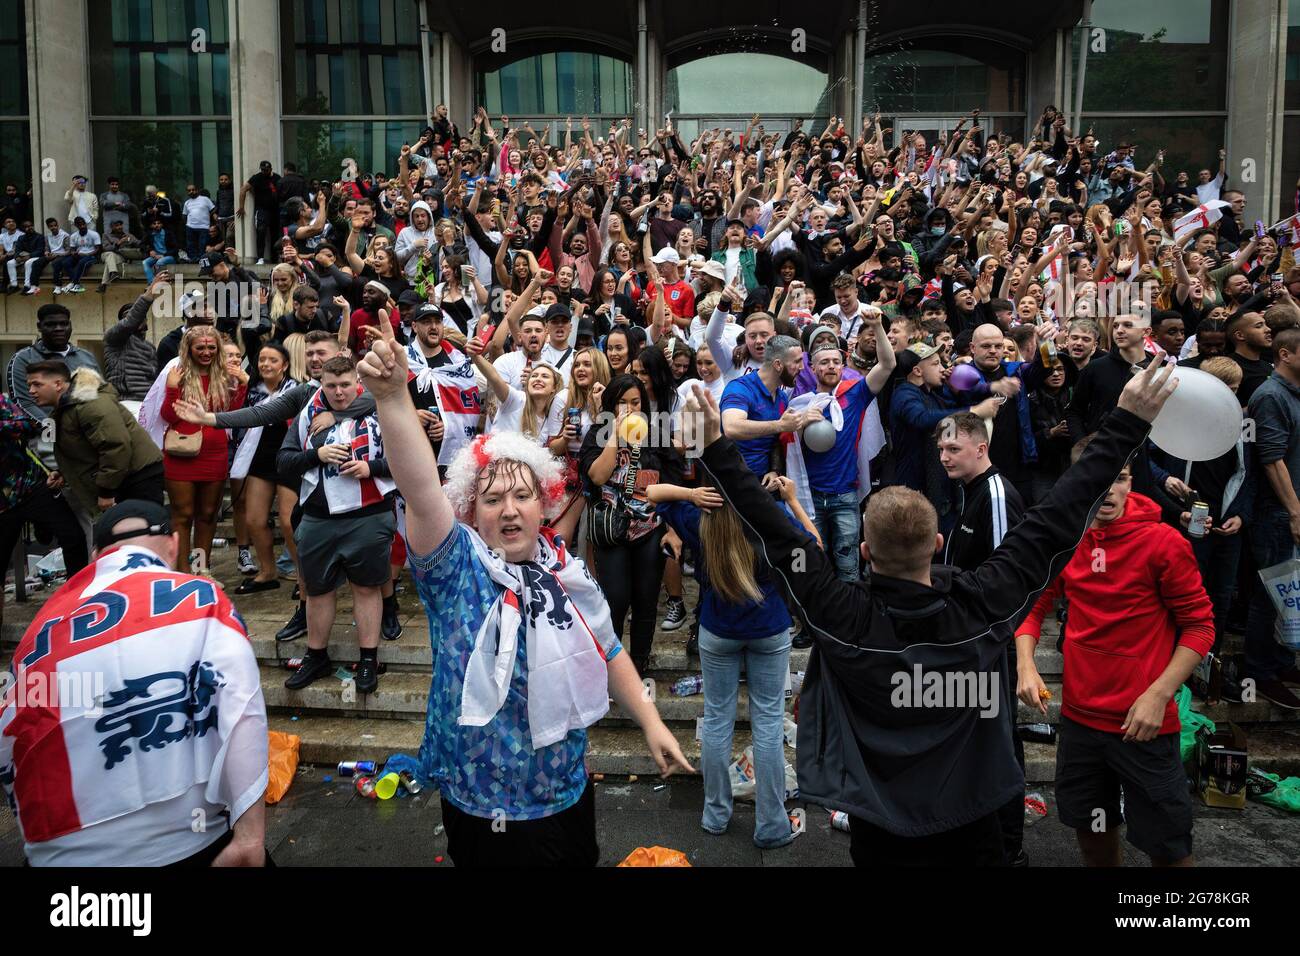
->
xmin=3 ymin=0 xmax=1299 ymax=255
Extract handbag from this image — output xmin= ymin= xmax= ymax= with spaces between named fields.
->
xmin=588 ymin=444 xmax=640 ymax=548
xmin=164 ymin=426 xmax=203 ymax=458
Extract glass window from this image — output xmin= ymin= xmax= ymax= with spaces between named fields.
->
xmin=281 ymin=0 xmax=423 ymax=115
xmin=282 ymin=121 xmax=421 ymax=182
xmin=0 ymin=0 xmax=28 ymax=117
xmin=91 ymin=121 xmax=232 ymax=202
xmin=862 ymin=42 xmax=1023 ymax=115
xmin=666 ymin=54 xmax=827 ymax=115
xmin=1282 ymin=116 xmax=1300 ymax=216
xmin=88 ymin=0 xmax=231 ymax=116
xmin=0 ymin=121 xmax=30 ymax=191
xmin=478 ymin=53 xmax=632 ymax=117
xmin=1077 ymin=116 xmax=1225 ymax=186
xmin=1075 ymin=0 xmax=1228 ymax=112
xmin=1287 ymin=0 xmax=1300 ymax=109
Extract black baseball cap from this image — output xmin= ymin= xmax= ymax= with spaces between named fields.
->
xmin=410 ymin=303 xmax=443 ymax=324
xmin=94 ymin=500 xmax=173 ymax=550
xmin=396 ymin=289 xmax=423 ymax=309
xmin=544 ymin=303 xmax=572 ymax=323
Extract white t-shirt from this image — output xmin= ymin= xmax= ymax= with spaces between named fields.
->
xmin=819 ymin=302 xmax=868 ymax=341
xmin=488 ymin=388 xmax=566 ymax=443
xmin=67 ymin=229 xmax=100 ymax=254
xmin=0 ymin=228 xmax=23 ymax=254
xmin=184 ymin=195 xmax=216 ymax=230
xmin=45 ymin=230 xmax=70 ymax=255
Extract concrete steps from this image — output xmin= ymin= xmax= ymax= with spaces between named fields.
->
xmin=6 ymin=546 xmax=1299 ymax=784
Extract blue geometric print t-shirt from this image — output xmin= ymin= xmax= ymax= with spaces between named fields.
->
xmin=408 ymin=523 xmax=622 ymax=821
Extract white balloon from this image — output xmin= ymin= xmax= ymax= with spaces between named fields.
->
xmin=803 ymin=418 xmax=836 ymax=453
xmin=1148 ymin=365 xmax=1242 ymax=461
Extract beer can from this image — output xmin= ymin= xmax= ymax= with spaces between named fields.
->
xmin=399 ymin=770 xmax=423 ymax=794
xmin=355 ymin=775 xmax=378 ymax=798
xmin=1187 ymin=501 xmax=1210 ymax=538
xmin=567 ymin=407 xmax=581 ymax=427
xmin=337 ymin=760 xmax=378 ymax=777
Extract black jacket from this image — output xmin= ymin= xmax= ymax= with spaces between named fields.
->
xmin=695 ymin=406 xmax=1153 ymax=836
xmin=943 ymin=466 xmax=1025 ymax=571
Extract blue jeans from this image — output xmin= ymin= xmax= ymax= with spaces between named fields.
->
xmin=812 ymin=490 xmax=860 ymax=582
xmin=143 ymin=255 xmax=176 ymax=282
xmin=698 ymin=626 xmax=792 ymax=848
xmin=1191 ymin=528 xmax=1243 ymax=653
xmin=186 ymin=227 xmax=207 ymax=261
xmin=1244 ymin=509 xmax=1300 ymax=680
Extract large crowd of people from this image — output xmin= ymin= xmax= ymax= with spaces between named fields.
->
xmin=3 ymin=98 xmax=1300 ymax=868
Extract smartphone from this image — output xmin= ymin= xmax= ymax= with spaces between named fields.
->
xmin=1255 ymin=220 xmax=1266 ymax=240
xmin=478 ymin=322 xmax=495 ymax=344
xmin=1009 ymin=243 xmax=1021 ymax=259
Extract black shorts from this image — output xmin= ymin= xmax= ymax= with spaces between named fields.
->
xmin=1055 ymin=715 xmax=1194 ymax=863
xmin=294 ymin=510 xmax=395 ymax=597
xmin=440 ymin=781 xmax=599 ymax=867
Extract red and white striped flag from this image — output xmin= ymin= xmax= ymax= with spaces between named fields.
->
xmin=1173 ymin=201 xmax=1230 ymax=242
xmin=1267 ymin=213 xmax=1300 ymax=249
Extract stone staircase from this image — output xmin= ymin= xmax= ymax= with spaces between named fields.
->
xmin=5 ymin=541 xmax=1300 ymax=782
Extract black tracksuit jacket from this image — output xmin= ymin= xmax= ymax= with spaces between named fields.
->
xmin=695 ymin=406 xmax=1153 ymax=836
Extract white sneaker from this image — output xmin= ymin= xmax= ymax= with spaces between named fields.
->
xmin=256 ymin=258 xmax=266 ymax=265
xmin=69 ymin=284 xmax=85 ymax=293
xmin=22 ymin=286 xmax=37 ymax=295
xmin=52 ymin=285 xmax=65 ymax=294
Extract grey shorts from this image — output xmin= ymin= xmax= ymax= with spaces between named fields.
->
xmin=294 ymin=509 xmax=395 ymax=597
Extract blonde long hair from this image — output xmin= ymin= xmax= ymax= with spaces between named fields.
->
xmin=700 ymin=504 xmax=763 ymax=605
xmin=282 ymin=332 xmax=308 ymax=383
xmin=269 ymin=263 xmax=297 ymax=322
xmin=520 ymin=363 xmax=562 ymax=440
xmin=563 ymin=347 xmax=612 ymax=417
xmin=178 ymin=326 xmax=236 ymax=411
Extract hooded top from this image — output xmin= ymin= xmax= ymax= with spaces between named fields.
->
xmin=1019 ymin=492 xmax=1214 ymax=735
xmin=394 ymin=199 xmax=438 ymax=279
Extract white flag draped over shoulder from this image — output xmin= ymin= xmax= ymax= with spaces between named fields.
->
xmin=783 ymin=385 xmax=886 ymax=521
xmin=1173 ymin=201 xmax=1231 ymax=242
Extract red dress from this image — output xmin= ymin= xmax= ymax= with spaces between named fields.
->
xmin=161 ymin=374 xmax=246 ymax=482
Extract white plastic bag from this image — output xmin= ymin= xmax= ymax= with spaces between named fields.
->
xmin=1258 ymin=553 xmax=1300 ymax=650
xmin=728 ymin=745 xmax=799 ymax=801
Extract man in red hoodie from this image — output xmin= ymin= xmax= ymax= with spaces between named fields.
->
xmin=1015 ymin=439 xmax=1214 ymax=867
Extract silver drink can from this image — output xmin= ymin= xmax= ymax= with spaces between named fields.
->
xmin=1187 ymin=501 xmax=1210 ymax=538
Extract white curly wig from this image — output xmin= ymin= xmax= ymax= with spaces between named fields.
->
xmin=443 ymin=430 xmax=568 ymax=524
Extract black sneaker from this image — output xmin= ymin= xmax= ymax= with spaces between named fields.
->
xmin=381 ymin=598 xmax=402 ymax=641
xmin=284 ymin=652 xmax=331 ymax=689
xmin=661 ymin=597 xmax=687 ymax=631
xmin=791 ymin=626 xmax=813 ymax=650
xmin=355 ymin=656 xmax=379 ymax=694
xmin=276 ymin=604 xmax=308 ymax=642
xmin=1257 ymin=678 xmax=1300 ymax=710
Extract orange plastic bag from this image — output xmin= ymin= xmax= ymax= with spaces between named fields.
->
xmin=265 ymin=731 xmax=301 ymax=805
xmin=617 ymin=846 xmax=692 ymax=867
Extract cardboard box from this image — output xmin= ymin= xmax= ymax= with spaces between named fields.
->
xmin=1195 ymin=723 xmax=1248 ymax=809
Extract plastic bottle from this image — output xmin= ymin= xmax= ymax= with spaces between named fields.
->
xmin=1016 ymin=722 xmax=1057 ymax=744
xmin=670 ymin=674 xmax=704 ymax=697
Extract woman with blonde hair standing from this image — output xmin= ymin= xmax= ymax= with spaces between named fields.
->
xmin=160 ymin=325 xmax=245 ymax=573
xmin=549 ymin=346 xmax=612 ymax=542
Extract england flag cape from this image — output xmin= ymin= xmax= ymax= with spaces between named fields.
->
xmin=1173 ymin=201 xmax=1231 ymax=242
xmin=409 ymin=339 xmax=482 ymax=466
xmin=0 ymin=546 xmax=267 ymax=855
xmin=138 ymin=357 xmax=180 ymax=448
xmin=784 ymin=381 xmax=887 ymax=521
xmin=229 ymin=375 xmax=299 ymax=480
xmin=295 ymin=384 xmax=397 ymax=514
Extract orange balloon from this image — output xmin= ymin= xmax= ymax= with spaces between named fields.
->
xmin=619 ymin=412 xmax=648 ymax=444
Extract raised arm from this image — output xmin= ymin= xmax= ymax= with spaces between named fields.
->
xmin=971 ymin=358 xmax=1178 ymax=627
xmin=355 ymin=308 xmax=455 ymax=555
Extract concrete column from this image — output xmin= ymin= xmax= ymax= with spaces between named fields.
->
xmin=26 ymin=0 xmax=91 ymax=225
xmin=1225 ymin=0 xmax=1286 ymax=222
xmin=229 ymin=0 xmax=282 ymax=259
